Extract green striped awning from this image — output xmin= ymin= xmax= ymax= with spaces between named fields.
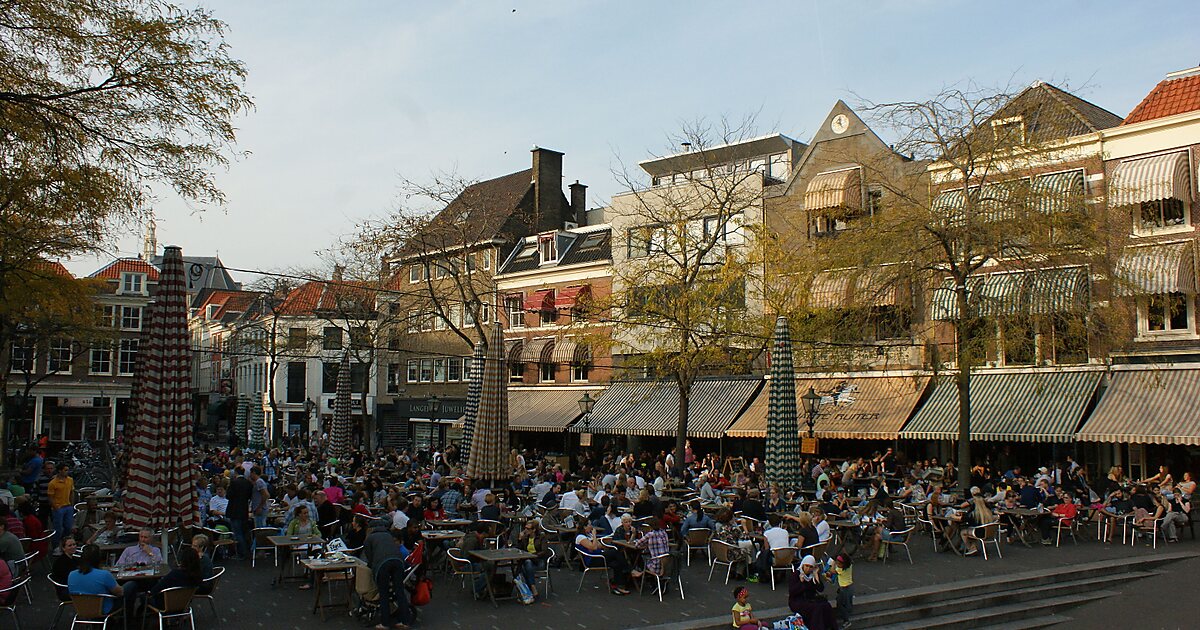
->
xmin=1027 ymin=267 xmax=1089 ymax=314
xmin=581 ymin=378 xmax=764 ymax=438
xmin=899 ymin=370 xmax=1101 ymax=442
xmin=929 ymin=267 xmax=1089 ymax=320
xmin=1031 ymin=170 xmax=1085 ymax=214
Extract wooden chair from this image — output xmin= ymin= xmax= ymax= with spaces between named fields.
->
xmin=142 ymin=586 xmax=197 ymax=630
xmin=49 ymin=575 xmax=74 ymax=629
xmin=68 ymin=593 xmax=123 ymax=630
xmin=769 ymin=546 xmax=798 ymax=591
xmin=636 ymin=553 xmax=683 ymax=602
xmin=800 ymin=540 xmax=829 ymax=563
xmin=193 ymin=566 xmax=225 ymax=619
xmin=684 ymin=528 xmax=712 ymax=566
xmin=964 ymin=522 xmax=1003 ymax=560
xmin=707 ymin=540 xmax=745 ymax=584
xmin=250 ymin=528 xmax=278 ymax=567
xmin=882 ymin=526 xmax=915 ymax=564
xmin=0 ymin=575 xmax=28 ymax=630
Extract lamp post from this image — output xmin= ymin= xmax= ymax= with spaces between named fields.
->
xmin=577 ymin=392 xmax=595 ymax=446
xmin=427 ymin=394 xmax=441 ymax=417
xmin=801 ymin=386 xmax=822 ymax=439
xmin=303 ymin=398 xmax=316 ymax=438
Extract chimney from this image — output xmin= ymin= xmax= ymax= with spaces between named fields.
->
xmin=331 ymin=265 xmax=344 ymax=282
xmin=531 ymin=146 xmax=564 ymax=231
xmin=569 ymin=180 xmax=588 ymax=227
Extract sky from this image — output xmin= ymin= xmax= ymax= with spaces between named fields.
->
xmin=65 ymin=0 xmax=1200 ymax=281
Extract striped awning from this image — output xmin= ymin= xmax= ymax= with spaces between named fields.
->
xmin=852 ymin=267 xmax=900 ymax=307
xmin=810 ymin=271 xmax=851 ymax=308
xmin=1076 ymin=369 xmax=1200 ymax=445
xmin=1109 ymin=152 xmax=1191 ymax=207
xmin=932 ymin=189 xmax=965 ymax=224
xmin=505 ymin=339 xmax=523 ymax=362
xmin=508 ymin=387 xmax=604 ymax=432
xmin=551 ymin=338 xmax=577 ymax=363
xmin=929 ymin=268 xmax=1089 ymax=319
xmin=1115 ymin=242 xmax=1196 ymax=295
xmin=555 ymin=285 xmax=590 ymax=309
xmin=978 ymin=180 xmax=1023 ymax=222
xmin=1027 ymin=267 xmax=1089 ymax=314
xmin=899 ymin=370 xmax=1101 ymax=442
xmin=581 ymin=378 xmax=763 ymax=438
xmin=727 ymin=375 xmax=930 ymax=440
xmin=804 ymin=168 xmax=862 ymax=211
xmin=1032 ymin=170 xmax=1085 ymax=214
xmin=524 ymin=289 xmax=555 ymax=311
xmin=519 ymin=338 xmax=555 ymax=363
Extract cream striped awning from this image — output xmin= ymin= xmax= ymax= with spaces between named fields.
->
xmin=804 ymin=168 xmax=862 ymax=211
xmin=551 ymin=338 xmax=577 ymax=363
xmin=929 ymin=267 xmax=1089 ymax=320
xmin=810 ymin=271 xmax=851 ymax=308
xmin=1109 ymin=152 xmax=1191 ymax=207
xmin=580 ymin=378 xmax=763 ymax=438
xmin=508 ymin=387 xmax=605 ymax=433
xmin=852 ymin=267 xmax=900 ymax=307
xmin=1114 ymin=242 xmax=1196 ymax=296
xmin=727 ymin=375 xmax=929 ymax=440
xmin=518 ymin=338 xmax=555 ymax=363
xmin=1077 ymin=369 xmax=1200 ymax=445
xmin=900 ymin=371 xmax=1101 ymax=442
xmin=505 ymin=339 xmax=523 ymax=362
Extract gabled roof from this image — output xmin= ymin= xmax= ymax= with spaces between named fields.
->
xmin=1124 ymin=67 xmax=1200 ymax=125
xmin=33 ymin=261 xmax=73 ymax=278
xmin=151 ymin=255 xmax=240 ymax=294
xmin=990 ymin=82 xmax=1121 ymax=140
xmin=392 ymin=169 xmax=535 ymax=260
xmin=90 ymin=258 xmax=161 ymax=281
xmin=276 ymin=280 xmax=375 ymax=317
xmin=194 ymin=289 xmax=262 ymax=322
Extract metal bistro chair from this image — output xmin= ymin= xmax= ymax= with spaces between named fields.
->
xmin=0 ymin=575 xmax=29 ymax=630
xmin=11 ymin=551 xmax=37 ymax=604
xmin=537 ymin=547 xmax=555 ymax=599
xmin=684 ymin=528 xmax=712 ymax=566
xmin=881 ymin=526 xmax=916 ymax=564
xmin=67 ymin=593 xmax=123 ymax=630
xmin=193 ymin=566 xmax=226 ymax=619
xmin=200 ymin=527 xmax=235 ymax=560
xmin=476 ymin=519 xmax=505 ymax=549
xmin=251 ymin=528 xmax=279 ymax=568
xmin=576 ymin=547 xmax=611 ymax=593
xmin=964 ymin=522 xmax=1003 ymax=560
xmin=446 ymin=548 xmax=483 ymax=592
xmin=142 ymin=586 xmax=197 ymax=630
xmin=1132 ymin=515 xmax=1165 ymax=549
xmin=916 ymin=513 xmax=942 ymax=552
xmin=769 ymin=546 xmax=799 ymax=591
xmin=637 ymin=553 xmax=684 ymax=602
xmin=49 ymin=575 xmax=74 ymax=629
xmin=707 ymin=540 xmax=746 ymax=585
xmin=1054 ymin=513 xmax=1080 ymax=547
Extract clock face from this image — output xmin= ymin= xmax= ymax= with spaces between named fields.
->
xmin=831 ymin=114 xmax=849 ymax=134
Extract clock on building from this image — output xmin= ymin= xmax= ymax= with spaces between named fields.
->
xmin=831 ymin=114 xmax=849 ymax=134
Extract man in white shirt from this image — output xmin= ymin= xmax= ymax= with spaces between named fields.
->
xmin=698 ymin=475 xmax=717 ymax=504
xmin=391 ymin=506 xmax=409 ymax=531
xmin=532 ymin=478 xmax=554 ymax=503
xmin=753 ymin=515 xmax=794 ymax=581
xmin=208 ymin=486 xmax=229 ymax=520
xmin=559 ymin=487 xmax=581 ymax=512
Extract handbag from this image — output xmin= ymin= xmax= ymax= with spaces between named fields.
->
xmin=513 ymin=575 xmax=535 ymax=605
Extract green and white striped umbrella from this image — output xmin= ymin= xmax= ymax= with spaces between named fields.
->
xmin=458 ymin=341 xmax=485 ymax=465
xmin=248 ymin=392 xmax=265 ymax=451
xmin=234 ymin=394 xmax=250 ymax=449
xmin=765 ymin=316 xmax=803 ymax=489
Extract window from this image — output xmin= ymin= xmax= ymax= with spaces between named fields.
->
xmin=768 ymin=153 xmax=790 ymax=180
xmin=870 ymin=306 xmax=910 ymax=341
xmin=415 ymin=358 xmax=432 ymax=382
xmin=47 ymin=339 xmax=73 ymax=373
xmin=434 ymin=311 xmax=448 ymax=330
xmin=509 ymin=362 xmax=524 ymax=383
xmin=406 ymin=360 xmax=419 ymax=383
xmin=1048 ymin=314 xmax=1088 ymax=364
xmin=98 ymin=305 xmax=116 ymax=328
xmin=9 ymin=338 xmax=33 ymax=373
xmin=505 ymin=296 xmax=525 ymax=329
xmin=89 ymin=346 xmax=112 ymax=375
xmin=409 ymin=265 xmax=423 ymax=283
xmin=350 ymin=326 xmax=371 ymax=349
xmin=323 ymin=327 xmax=343 ymax=350
xmin=121 ymin=272 xmax=145 ymax=295
xmin=349 ymin=363 xmax=369 ymax=394
xmin=118 ymin=339 xmax=139 ymax=375
xmin=572 ymin=363 xmax=590 ymax=383
xmin=866 ymin=187 xmax=883 ymax=216
xmin=387 ymin=364 xmax=401 ymax=394
xmin=286 ymin=362 xmax=306 ymax=403
xmin=288 ymin=328 xmax=308 ymax=350
xmin=1138 ymin=199 xmax=1187 ymax=232
xmin=540 ymin=305 xmax=557 ymax=326
xmin=538 ymin=235 xmax=558 ymax=263
xmin=991 ymin=116 xmax=1025 ymax=145
xmin=387 ymin=334 xmax=401 ymax=351
xmin=120 ymin=306 xmax=142 ymax=331
xmin=433 ymin=358 xmax=447 ymax=382
xmin=321 ymin=362 xmax=338 ymax=393
xmin=448 ymin=357 xmax=463 ymax=382
xmin=420 ymin=313 xmax=434 ymax=332
xmin=1141 ymin=292 xmax=1194 ymax=336
xmin=433 ymin=262 xmax=450 ymax=279
xmin=479 ymin=250 xmax=492 ymax=271
xmin=539 ymin=362 xmax=556 ymax=383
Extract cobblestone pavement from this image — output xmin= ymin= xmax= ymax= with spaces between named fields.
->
xmin=23 ymin=532 xmax=1198 ymax=629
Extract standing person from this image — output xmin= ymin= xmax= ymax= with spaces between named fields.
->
xmin=34 ymin=460 xmax=54 ymax=524
xmin=225 ymin=468 xmax=253 ymax=559
xmin=19 ymin=447 xmax=42 ymax=493
xmin=827 ymin=554 xmax=854 ymax=628
xmin=249 ymin=466 xmax=270 ymax=530
xmin=47 ymin=463 xmax=76 ymax=554
xmin=363 ymin=518 xmax=412 ymax=630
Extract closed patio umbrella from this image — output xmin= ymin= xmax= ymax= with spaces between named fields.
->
xmin=234 ymin=394 xmax=249 ymax=449
xmin=328 ymin=352 xmax=352 ymax=462
xmin=465 ymin=324 xmax=510 ymax=483
xmin=458 ymin=341 xmax=485 ymax=466
xmin=765 ymin=316 xmax=803 ymax=489
xmin=248 ymin=393 xmax=265 ymax=451
xmin=123 ymin=245 xmax=199 ymax=533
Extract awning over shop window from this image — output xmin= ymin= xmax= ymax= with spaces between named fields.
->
xmin=929 ymin=267 xmax=1089 ymax=319
xmin=505 ymin=339 xmax=523 ymax=363
xmin=519 ymin=338 xmax=555 ymax=363
xmin=580 ymin=378 xmax=763 ymax=438
xmin=524 ymin=289 xmax=555 ymax=312
xmin=550 ymin=338 xmax=591 ymax=364
xmin=726 ymin=375 xmax=929 ymax=440
xmin=1114 ymin=242 xmax=1196 ymax=295
xmin=555 ymin=284 xmax=590 ymax=309
xmin=508 ymin=387 xmax=605 ymax=433
xmin=810 ymin=271 xmax=852 ymax=308
xmin=899 ymin=370 xmax=1101 ymax=442
xmin=1109 ymin=152 xmax=1191 ymax=207
xmin=1031 ymin=170 xmax=1085 ymax=214
xmin=1076 ymin=369 xmax=1200 ymax=445
xmin=804 ymin=168 xmax=862 ymax=211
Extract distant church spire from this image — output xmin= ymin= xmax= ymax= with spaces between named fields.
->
xmin=141 ymin=214 xmax=158 ymax=260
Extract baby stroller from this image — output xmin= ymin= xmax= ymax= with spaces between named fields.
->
xmin=351 ymin=541 xmax=426 ymax=627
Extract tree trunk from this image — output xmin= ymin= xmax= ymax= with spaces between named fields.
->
xmin=954 ymin=285 xmax=973 ymax=491
xmin=674 ymin=376 xmax=692 ymax=479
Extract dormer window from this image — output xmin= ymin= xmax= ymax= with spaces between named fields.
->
xmin=121 ymin=272 xmax=145 ymax=295
xmin=538 ymin=234 xmax=558 ymax=264
xmin=991 ymin=116 xmax=1026 ymax=145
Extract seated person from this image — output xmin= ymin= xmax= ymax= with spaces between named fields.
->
xmin=611 ymin=514 xmax=637 ymax=542
xmin=811 ymin=508 xmax=832 ymax=543
xmin=0 ymin=519 xmax=23 ymax=564
xmin=189 ymin=535 xmax=215 ymax=594
xmin=285 ymin=504 xmax=320 ymax=537
xmin=68 ymin=544 xmax=124 ymax=614
xmin=206 ymin=485 xmax=229 ymax=526
xmin=479 ymin=493 xmax=501 ymax=521
xmin=88 ymin=512 xmax=123 ymax=545
xmin=864 ymin=498 xmax=907 ymax=561
xmin=574 ymin=522 xmax=631 ymax=595
xmin=752 ymin=515 xmax=794 ymax=580
xmin=679 ymin=502 xmax=717 ymax=538
xmin=116 ymin=528 xmax=164 ymax=566
xmin=146 ymin=547 xmax=204 ymax=608
xmin=1037 ymin=488 xmax=1079 ymax=544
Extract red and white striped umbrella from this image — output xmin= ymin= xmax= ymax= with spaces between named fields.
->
xmin=465 ymin=323 xmax=510 ymax=482
xmin=124 ymin=246 xmax=198 ymax=530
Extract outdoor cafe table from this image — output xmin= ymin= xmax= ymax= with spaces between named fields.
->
xmin=467 ymin=548 xmax=538 ymax=607
xmin=929 ymin=514 xmax=964 ymax=555
xmin=268 ymin=534 xmax=325 ymax=585
xmin=997 ymin=507 xmax=1045 ymax=547
xmin=429 ymin=519 xmax=473 ymax=530
xmin=299 ymin=556 xmax=366 ymax=620
xmin=606 ymin=538 xmax=644 ymax=567
xmin=109 ymin=563 xmax=170 ymax=584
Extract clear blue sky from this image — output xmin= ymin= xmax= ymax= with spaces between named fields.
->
xmin=68 ymin=0 xmax=1200 ymax=280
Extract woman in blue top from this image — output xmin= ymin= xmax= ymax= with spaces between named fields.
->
xmin=68 ymin=544 xmax=123 ymax=613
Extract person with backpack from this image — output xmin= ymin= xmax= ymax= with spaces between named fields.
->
xmin=364 ymin=518 xmax=412 ymax=630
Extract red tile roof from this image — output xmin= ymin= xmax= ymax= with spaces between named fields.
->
xmin=33 ymin=261 xmax=74 ymax=278
xmin=90 ymin=258 xmax=161 ymax=281
xmin=1124 ymin=71 xmax=1200 ymax=125
xmin=277 ymin=280 xmax=375 ymax=316
xmin=195 ymin=289 xmax=261 ymax=320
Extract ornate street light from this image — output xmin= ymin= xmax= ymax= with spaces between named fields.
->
xmin=801 ymin=386 xmax=822 ymax=439
xmin=427 ymin=394 xmax=441 ymax=417
xmin=578 ymin=391 xmax=595 ymax=444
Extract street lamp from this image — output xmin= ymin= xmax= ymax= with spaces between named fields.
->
xmin=801 ymin=386 xmax=822 ymax=439
xmin=577 ymin=391 xmax=595 ymax=445
xmin=427 ymin=394 xmax=441 ymax=418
